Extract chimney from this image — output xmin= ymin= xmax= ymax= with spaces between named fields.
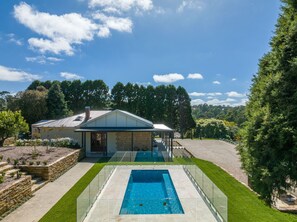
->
xmin=85 ymin=106 xmax=90 ymax=121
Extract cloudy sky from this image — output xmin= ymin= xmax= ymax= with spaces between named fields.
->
xmin=0 ymin=0 xmax=280 ymax=106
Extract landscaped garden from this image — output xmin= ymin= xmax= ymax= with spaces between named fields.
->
xmin=39 ymin=158 xmax=297 ymax=222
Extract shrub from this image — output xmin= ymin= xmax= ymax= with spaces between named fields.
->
xmin=1 ymin=172 xmax=5 ymax=177
xmin=15 ymin=138 xmax=80 ymax=148
xmin=21 ymin=160 xmax=26 ymax=165
xmin=0 ymin=155 xmax=3 ymax=161
xmin=36 ymin=161 xmax=41 ymax=165
xmin=7 ymin=158 xmax=10 ymax=164
xmin=0 ymin=175 xmax=3 ymax=183
xmin=29 ymin=161 xmax=34 ymax=165
xmin=10 ymin=172 xmax=15 ymax=177
xmin=16 ymin=171 xmax=22 ymax=179
xmin=13 ymin=159 xmax=19 ymax=166
xmin=43 ymin=161 xmax=48 ymax=166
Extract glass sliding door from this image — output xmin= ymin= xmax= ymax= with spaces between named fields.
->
xmin=91 ymin=132 xmax=107 ymax=153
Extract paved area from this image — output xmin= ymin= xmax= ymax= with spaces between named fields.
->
xmin=176 ymin=139 xmax=248 ymax=186
xmin=85 ymin=165 xmax=217 ymax=222
xmin=2 ymin=158 xmax=97 ymax=222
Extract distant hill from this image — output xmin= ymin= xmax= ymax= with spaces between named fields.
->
xmin=192 ymin=104 xmax=246 ymax=126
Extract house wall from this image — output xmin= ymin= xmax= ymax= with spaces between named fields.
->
xmin=107 ymin=132 xmax=117 ymax=153
xmin=37 ymin=127 xmax=82 ymax=146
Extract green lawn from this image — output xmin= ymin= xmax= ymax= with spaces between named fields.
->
xmin=40 ymin=158 xmax=297 ymax=222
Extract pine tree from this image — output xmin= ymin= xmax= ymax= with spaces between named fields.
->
xmin=46 ymin=83 xmax=69 ymax=119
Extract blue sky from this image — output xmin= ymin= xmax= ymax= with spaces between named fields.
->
xmin=0 ymin=0 xmax=280 ymax=106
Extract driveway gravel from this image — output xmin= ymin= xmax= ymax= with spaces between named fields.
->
xmin=176 ymin=139 xmax=248 ymax=185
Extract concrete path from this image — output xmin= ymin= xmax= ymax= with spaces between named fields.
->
xmin=176 ymin=139 xmax=248 ymax=186
xmin=2 ymin=158 xmax=97 ymax=222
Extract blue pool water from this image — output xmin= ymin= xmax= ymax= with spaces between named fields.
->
xmin=120 ymin=170 xmax=184 ymax=214
xmin=135 ymin=151 xmax=165 ymax=162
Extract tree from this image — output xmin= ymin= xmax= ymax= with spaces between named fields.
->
xmin=18 ymin=87 xmax=48 ymax=126
xmin=46 ymin=83 xmax=69 ymax=119
xmin=0 ymin=111 xmax=28 ymax=146
xmin=176 ymin=86 xmax=196 ymax=138
xmin=195 ymin=118 xmax=238 ymax=140
xmin=111 ymin=82 xmax=126 ymax=109
xmin=238 ymin=1 xmax=297 ymax=204
xmin=0 ymin=91 xmax=9 ymax=111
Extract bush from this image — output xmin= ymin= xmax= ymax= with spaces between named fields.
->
xmin=15 ymin=137 xmax=80 ymax=148
xmin=0 ymin=175 xmax=3 ymax=183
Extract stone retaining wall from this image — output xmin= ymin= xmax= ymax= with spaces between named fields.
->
xmin=19 ymin=149 xmax=83 ymax=181
xmin=0 ymin=176 xmax=32 ymax=215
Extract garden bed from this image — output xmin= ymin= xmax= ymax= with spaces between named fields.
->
xmin=0 ymin=146 xmax=79 ymax=165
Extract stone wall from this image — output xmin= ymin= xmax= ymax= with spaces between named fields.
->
xmin=133 ymin=132 xmax=151 ymax=151
xmin=19 ymin=149 xmax=83 ymax=181
xmin=116 ymin=132 xmax=132 ymax=151
xmin=0 ymin=176 xmax=32 ymax=215
xmin=115 ymin=132 xmax=152 ymax=151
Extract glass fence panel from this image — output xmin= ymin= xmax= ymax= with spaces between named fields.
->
xmin=82 ymin=198 xmax=205 ymax=222
xmin=184 ymin=165 xmax=228 ymax=222
xmin=77 ymin=186 xmax=90 ymax=222
xmin=77 ymin=165 xmax=115 ymax=222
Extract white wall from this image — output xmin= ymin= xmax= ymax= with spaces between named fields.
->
xmin=107 ymin=132 xmax=117 ymax=154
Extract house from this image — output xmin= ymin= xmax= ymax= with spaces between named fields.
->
xmin=32 ymin=107 xmax=174 ymax=157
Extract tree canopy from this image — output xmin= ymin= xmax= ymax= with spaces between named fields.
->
xmin=0 ymin=110 xmax=28 ymax=146
xmin=195 ymin=118 xmax=238 ymax=140
xmin=192 ymin=104 xmax=246 ymax=126
xmin=238 ymin=0 xmax=297 ymax=204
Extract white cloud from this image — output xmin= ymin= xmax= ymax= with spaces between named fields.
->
xmin=0 ymin=65 xmax=41 ymax=82
xmin=191 ymin=98 xmax=205 ymax=105
xmin=189 ymin=92 xmax=222 ymax=97
xmin=231 ymin=78 xmax=236 ymax=81
xmin=177 ymin=0 xmax=203 ymax=13
xmin=153 ymin=73 xmax=184 ymax=83
xmin=89 ymin=0 xmax=153 ymax=12
xmin=14 ymin=2 xmax=98 ymax=55
xmin=213 ymin=81 xmax=221 ymax=85
xmin=189 ymin=92 xmax=205 ymax=97
xmin=25 ymin=55 xmax=63 ymax=64
xmin=134 ymin=81 xmax=151 ymax=86
xmin=187 ymin=73 xmax=203 ymax=79
xmin=7 ymin=33 xmax=23 ymax=46
xmin=191 ymin=97 xmax=246 ymax=107
xmin=225 ymin=91 xmax=245 ymax=98
xmin=60 ymin=72 xmax=84 ymax=80
xmin=207 ymin=92 xmax=222 ymax=96
xmin=93 ymin=13 xmax=133 ymax=36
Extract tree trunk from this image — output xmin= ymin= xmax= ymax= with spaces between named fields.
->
xmin=0 ymin=139 xmax=4 ymax=147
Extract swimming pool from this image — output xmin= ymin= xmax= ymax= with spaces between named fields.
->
xmin=120 ymin=170 xmax=184 ymax=214
xmin=134 ymin=151 xmax=165 ymax=162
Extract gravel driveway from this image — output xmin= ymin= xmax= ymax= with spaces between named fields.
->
xmin=176 ymin=139 xmax=248 ymax=185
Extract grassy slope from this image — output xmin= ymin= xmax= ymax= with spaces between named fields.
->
xmin=39 ymin=158 xmax=297 ymax=222
xmin=193 ymin=158 xmax=297 ymax=222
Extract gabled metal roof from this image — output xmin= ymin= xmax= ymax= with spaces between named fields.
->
xmin=32 ymin=111 xmax=111 ymax=128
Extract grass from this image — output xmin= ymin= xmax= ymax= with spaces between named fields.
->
xmin=193 ymin=158 xmax=297 ymax=222
xmin=40 ymin=158 xmax=297 ymax=222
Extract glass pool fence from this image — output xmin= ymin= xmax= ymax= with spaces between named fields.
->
xmin=77 ymin=165 xmax=115 ymax=222
xmin=77 ymin=164 xmax=228 ymax=222
xmin=184 ymin=165 xmax=228 ymax=222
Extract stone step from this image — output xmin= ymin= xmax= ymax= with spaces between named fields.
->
xmin=31 ymin=177 xmax=42 ymax=185
xmin=31 ymin=180 xmax=47 ymax=193
xmin=5 ymin=169 xmax=20 ymax=177
xmin=0 ymin=165 xmax=14 ymax=174
xmin=0 ymin=162 xmax=8 ymax=168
